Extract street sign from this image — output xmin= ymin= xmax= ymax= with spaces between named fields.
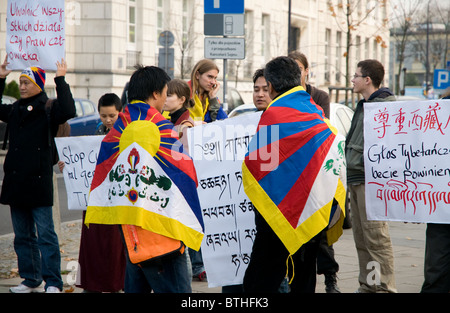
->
xmin=433 ymin=69 xmax=450 ymax=90
xmin=158 ymin=30 xmax=174 ymax=47
xmin=204 ymin=14 xmax=245 ymax=36
xmin=204 ymin=37 xmax=245 ymax=60
xmin=158 ymin=47 xmax=174 ymax=78
xmin=204 ymin=0 xmax=244 ymax=14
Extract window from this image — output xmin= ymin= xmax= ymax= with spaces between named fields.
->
xmin=261 ymin=14 xmax=269 ymax=58
xmin=335 ymin=31 xmax=341 ymax=83
xmin=128 ymin=0 xmax=136 ymax=44
xmin=325 ymin=29 xmax=331 ymax=83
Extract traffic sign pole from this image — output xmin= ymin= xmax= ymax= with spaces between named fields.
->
xmin=204 ymin=0 xmax=245 ymax=112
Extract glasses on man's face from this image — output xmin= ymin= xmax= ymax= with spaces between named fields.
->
xmin=353 ymin=74 xmax=368 ymax=79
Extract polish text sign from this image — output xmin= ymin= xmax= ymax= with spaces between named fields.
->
xmin=6 ymin=0 xmax=65 ymax=70
xmin=364 ymin=99 xmax=450 ymax=224
xmin=55 ymin=136 xmax=104 ymax=211
xmin=187 ymin=111 xmax=261 ymax=287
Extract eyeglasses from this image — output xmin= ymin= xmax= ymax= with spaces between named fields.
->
xmin=353 ymin=74 xmax=368 ymax=79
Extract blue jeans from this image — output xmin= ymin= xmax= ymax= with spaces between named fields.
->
xmin=10 ymin=206 xmax=63 ymax=291
xmin=188 ymin=248 xmax=205 ymax=276
xmin=124 ymin=250 xmax=191 ymax=293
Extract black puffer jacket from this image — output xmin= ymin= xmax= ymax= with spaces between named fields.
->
xmin=0 ymin=76 xmax=76 ymax=208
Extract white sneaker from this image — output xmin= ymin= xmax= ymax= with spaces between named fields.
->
xmin=46 ymin=286 xmax=61 ymax=293
xmin=10 ymin=283 xmax=43 ymax=293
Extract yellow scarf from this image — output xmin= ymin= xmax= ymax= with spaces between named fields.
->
xmin=189 ymin=93 xmax=209 ymax=123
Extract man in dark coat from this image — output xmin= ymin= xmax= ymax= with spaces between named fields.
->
xmin=0 ymin=57 xmax=76 ymax=293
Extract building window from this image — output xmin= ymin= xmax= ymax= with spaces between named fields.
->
xmin=157 ymin=0 xmax=165 ymax=38
xmin=325 ymin=28 xmax=331 ymax=83
xmin=128 ymin=0 xmax=136 ymax=44
xmin=335 ymin=31 xmax=341 ymax=83
xmin=261 ymin=14 xmax=269 ymax=58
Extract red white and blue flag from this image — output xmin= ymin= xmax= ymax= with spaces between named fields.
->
xmin=242 ymin=87 xmax=346 ymax=255
xmin=85 ymin=101 xmax=204 ymax=251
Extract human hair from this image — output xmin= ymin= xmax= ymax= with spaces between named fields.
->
xmin=190 ymin=59 xmax=219 ymax=98
xmin=168 ymin=79 xmax=195 ymax=109
xmin=253 ymin=68 xmax=265 ymax=84
xmin=288 ymin=51 xmax=309 ymax=69
xmin=357 ymin=59 xmax=385 ymax=88
xmin=264 ymin=56 xmax=301 ymax=95
xmin=98 ymin=93 xmax=122 ymax=112
xmin=128 ymin=65 xmax=171 ymax=102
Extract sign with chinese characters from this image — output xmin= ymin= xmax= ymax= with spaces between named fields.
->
xmin=364 ymin=99 xmax=450 ymax=224
xmin=187 ymin=111 xmax=262 ymax=287
xmin=56 ymin=136 xmax=104 ymax=211
xmin=6 ymin=0 xmax=65 ymax=70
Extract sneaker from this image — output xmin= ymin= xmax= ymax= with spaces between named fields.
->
xmin=324 ymin=274 xmax=341 ymax=293
xmin=10 ymin=283 xmax=43 ymax=293
xmin=193 ymin=271 xmax=207 ymax=282
xmin=46 ymin=286 xmax=61 ymax=293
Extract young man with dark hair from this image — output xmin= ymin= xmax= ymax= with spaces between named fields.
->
xmin=127 ymin=65 xmax=171 ymax=113
xmin=346 ymin=59 xmax=397 ymax=293
xmin=243 ymin=57 xmax=345 ymax=293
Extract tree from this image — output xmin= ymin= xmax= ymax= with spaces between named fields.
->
xmin=3 ymin=80 xmax=20 ymax=100
xmin=328 ymin=0 xmax=389 ymax=103
xmin=390 ymin=0 xmax=421 ymax=94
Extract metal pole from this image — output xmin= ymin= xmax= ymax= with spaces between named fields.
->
xmin=223 ymin=36 xmax=228 ymax=109
xmin=288 ymin=0 xmax=292 ymax=53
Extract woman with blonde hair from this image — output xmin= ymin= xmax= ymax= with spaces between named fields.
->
xmin=189 ymin=59 xmax=227 ymax=123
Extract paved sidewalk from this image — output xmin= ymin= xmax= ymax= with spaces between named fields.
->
xmin=0 ymin=220 xmax=427 ymax=293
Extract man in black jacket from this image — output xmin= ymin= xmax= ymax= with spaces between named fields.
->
xmin=0 ymin=57 xmax=76 ymax=293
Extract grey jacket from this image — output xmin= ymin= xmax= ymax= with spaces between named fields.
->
xmin=345 ymin=87 xmax=396 ymax=184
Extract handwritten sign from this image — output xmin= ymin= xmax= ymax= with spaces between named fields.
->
xmin=6 ymin=0 xmax=65 ymax=70
xmin=187 ymin=111 xmax=262 ymax=287
xmin=55 ymin=136 xmax=104 ymax=211
xmin=364 ymin=99 xmax=450 ymax=224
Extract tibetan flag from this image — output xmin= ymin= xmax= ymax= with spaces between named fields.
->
xmin=242 ymin=86 xmax=347 ymax=255
xmin=85 ymin=101 xmax=204 ymax=251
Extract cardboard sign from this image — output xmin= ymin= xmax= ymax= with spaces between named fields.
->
xmin=364 ymin=99 xmax=450 ymax=224
xmin=55 ymin=136 xmax=104 ymax=211
xmin=6 ymin=0 xmax=65 ymax=70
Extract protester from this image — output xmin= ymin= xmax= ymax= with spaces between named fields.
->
xmin=189 ymin=59 xmax=227 ymax=123
xmin=164 ymin=79 xmax=195 ymax=139
xmin=75 ymin=93 xmax=126 ymax=293
xmin=421 ymin=89 xmax=450 ymax=293
xmin=0 ymin=57 xmax=76 ymax=293
xmin=289 ymin=51 xmax=340 ymax=293
xmin=288 ymin=51 xmax=330 ymax=118
xmin=85 ymin=65 xmax=204 ymax=293
xmin=243 ymin=56 xmax=346 ymax=293
xmin=251 ymin=68 xmax=272 ymax=112
xmin=222 ymin=68 xmax=275 ymax=294
xmin=346 ymin=59 xmax=397 ymax=293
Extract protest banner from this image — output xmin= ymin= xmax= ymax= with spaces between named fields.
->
xmin=187 ymin=111 xmax=262 ymax=287
xmin=364 ymin=99 xmax=450 ymax=224
xmin=55 ymin=136 xmax=104 ymax=211
xmin=6 ymin=0 xmax=65 ymax=70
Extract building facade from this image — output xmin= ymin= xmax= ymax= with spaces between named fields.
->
xmin=0 ymin=0 xmax=390 ymax=105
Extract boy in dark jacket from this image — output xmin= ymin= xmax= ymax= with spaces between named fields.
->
xmin=0 ymin=57 xmax=76 ymax=293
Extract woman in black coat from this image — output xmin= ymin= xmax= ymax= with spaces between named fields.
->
xmin=0 ymin=57 xmax=76 ymax=293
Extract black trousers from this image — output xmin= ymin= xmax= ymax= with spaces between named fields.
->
xmin=421 ymin=223 xmax=450 ymax=293
xmin=243 ymin=211 xmax=321 ymax=293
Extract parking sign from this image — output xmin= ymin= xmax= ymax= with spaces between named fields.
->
xmin=433 ymin=69 xmax=450 ymax=90
xmin=204 ymin=0 xmax=244 ymax=14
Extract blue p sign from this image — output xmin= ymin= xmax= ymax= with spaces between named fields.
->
xmin=434 ymin=69 xmax=450 ymax=90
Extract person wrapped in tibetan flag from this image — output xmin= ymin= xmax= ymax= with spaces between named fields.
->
xmin=85 ymin=65 xmax=204 ymax=293
xmin=242 ymin=57 xmax=346 ymax=293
